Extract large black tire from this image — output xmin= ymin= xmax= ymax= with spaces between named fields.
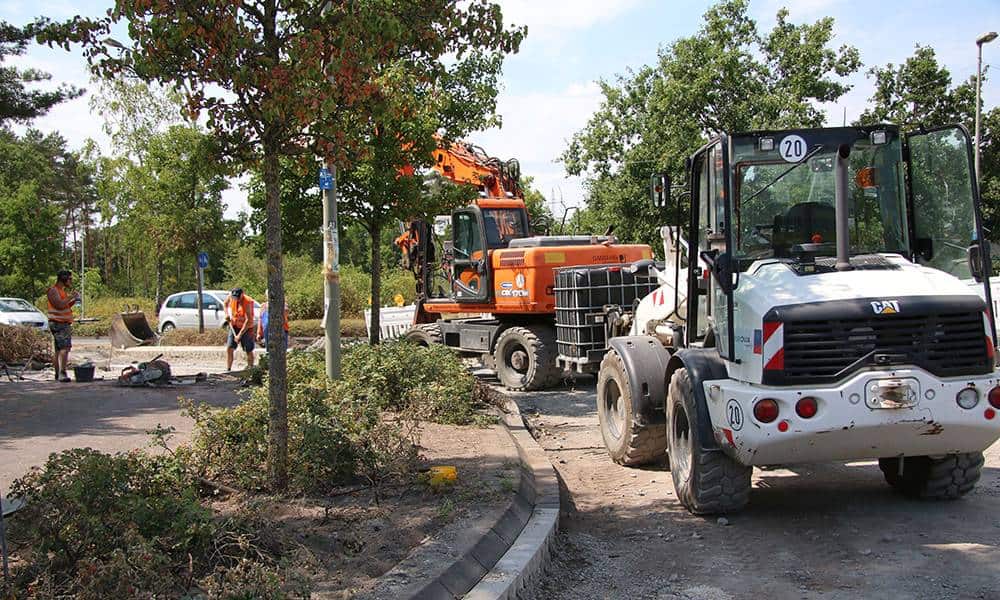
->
xmin=878 ymin=453 xmax=984 ymax=500
xmin=493 ymin=325 xmax=562 ymax=391
xmin=404 ymin=323 xmax=443 ymax=346
xmin=667 ymin=368 xmax=751 ymax=514
xmin=597 ymin=349 xmax=666 ymax=466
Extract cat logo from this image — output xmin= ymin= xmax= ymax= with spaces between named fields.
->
xmin=871 ymin=300 xmax=901 ymax=314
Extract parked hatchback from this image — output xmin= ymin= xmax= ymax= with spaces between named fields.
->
xmin=158 ymin=290 xmax=260 ymax=332
xmin=0 ymin=297 xmax=49 ymax=331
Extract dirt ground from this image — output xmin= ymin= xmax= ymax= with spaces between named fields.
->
xmin=513 ymin=378 xmax=1000 ymax=600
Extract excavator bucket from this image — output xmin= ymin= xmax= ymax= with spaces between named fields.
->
xmin=110 ymin=307 xmax=159 ymax=349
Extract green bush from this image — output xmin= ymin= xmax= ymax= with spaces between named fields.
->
xmin=7 ymin=448 xmax=309 ymax=599
xmin=338 ymin=341 xmax=480 ymax=425
xmin=339 ymin=264 xmax=371 ymax=318
xmin=185 ymin=351 xmax=413 ymax=494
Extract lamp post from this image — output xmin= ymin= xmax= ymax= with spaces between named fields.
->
xmin=975 ymin=31 xmax=997 ymax=185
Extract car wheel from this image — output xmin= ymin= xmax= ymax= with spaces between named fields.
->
xmin=160 ymin=322 xmax=176 ymax=333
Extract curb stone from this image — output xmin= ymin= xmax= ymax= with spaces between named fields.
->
xmin=362 ymin=389 xmax=560 ymax=600
xmin=464 ymin=395 xmax=560 ymax=600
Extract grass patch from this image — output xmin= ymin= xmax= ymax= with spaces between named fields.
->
xmin=160 ymin=327 xmax=230 ymax=346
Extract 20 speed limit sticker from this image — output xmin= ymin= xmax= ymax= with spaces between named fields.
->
xmin=779 ymin=134 xmax=807 ymax=163
xmin=726 ymin=399 xmax=744 ymax=431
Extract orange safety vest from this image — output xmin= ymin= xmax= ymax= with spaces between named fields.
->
xmin=226 ymin=296 xmax=255 ymax=329
xmin=257 ymin=302 xmax=289 ymax=338
xmin=47 ymin=285 xmax=74 ymax=323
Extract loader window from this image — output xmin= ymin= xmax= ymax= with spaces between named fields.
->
xmin=732 ymin=129 xmax=908 ymax=266
xmin=453 ymin=212 xmax=483 ymax=259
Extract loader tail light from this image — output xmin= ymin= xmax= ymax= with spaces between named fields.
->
xmin=956 ymin=387 xmax=980 ymax=409
xmin=753 ymin=398 xmax=779 ymax=423
xmin=988 ymin=386 xmax=1000 ymax=410
xmin=795 ymin=397 xmax=818 ymax=419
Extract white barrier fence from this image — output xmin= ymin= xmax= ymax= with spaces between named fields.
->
xmin=364 ymin=304 xmax=417 ymax=340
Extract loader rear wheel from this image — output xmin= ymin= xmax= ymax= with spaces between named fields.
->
xmin=597 ymin=349 xmax=666 ymax=466
xmin=667 ymin=367 xmax=751 ymax=514
xmin=404 ymin=323 xmax=443 ymax=347
xmin=493 ymin=325 xmax=562 ymax=391
xmin=879 ymin=453 xmax=984 ymax=500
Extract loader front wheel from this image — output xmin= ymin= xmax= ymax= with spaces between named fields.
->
xmin=494 ymin=325 xmax=562 ymax=391
xmin=667 ymin=367 xmax=751 ymax=514
xmin=879 ymin=453 xmax=984 ymax=500
xmin=404 ymin=323 xmax=443 ymax=347
xmin=597 ymin=349 xmax=666 ymax=466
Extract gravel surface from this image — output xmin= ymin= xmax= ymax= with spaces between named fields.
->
xmin=511 ymin=379 xmax=1000 ymax=600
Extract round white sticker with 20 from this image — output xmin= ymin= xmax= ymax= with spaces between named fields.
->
xmin=779 ymin=134 xmax=808 ymax=163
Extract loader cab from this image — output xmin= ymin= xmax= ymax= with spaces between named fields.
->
xmin=670 ymin=124 xmax=994 ymax=364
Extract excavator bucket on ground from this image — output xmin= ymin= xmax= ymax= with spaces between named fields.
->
xmin=110 ymin=305 xmax=159 ymax=349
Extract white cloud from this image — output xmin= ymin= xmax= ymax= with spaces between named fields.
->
xmin=467 ymin=80 xmax=604 ymax=209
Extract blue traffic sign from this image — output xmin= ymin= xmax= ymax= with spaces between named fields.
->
xmin=319 ymin=167 xmax=333 ymax=190
xmin=197 ymin=252 xmax=209 ymax=269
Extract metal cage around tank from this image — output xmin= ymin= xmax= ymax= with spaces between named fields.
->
xmin=554 ymin=264 xmax=659 ymax=372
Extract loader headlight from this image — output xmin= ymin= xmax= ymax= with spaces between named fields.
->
xmin=956 ymin=387 xmax=980 ymax=410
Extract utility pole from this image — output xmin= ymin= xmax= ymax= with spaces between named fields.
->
xmin=321 ymin=163 xmax=341 ymax=379
xmin=79 ymin=228 xmax=85 ymax=319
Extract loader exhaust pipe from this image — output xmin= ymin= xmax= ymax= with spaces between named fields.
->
xmin=834 ymin=143 xmax=852 ymax=271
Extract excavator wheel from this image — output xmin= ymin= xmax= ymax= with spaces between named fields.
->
xmin=404 ymin=323 xmax=443 ymax=347
xmin=493 ymin=325 xmax=562 ymax=391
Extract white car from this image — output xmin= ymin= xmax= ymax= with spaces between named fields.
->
xmin=0 ymin=297 xmax=49 ymax=331
xmin=157 ymin=290 xmax=261 ymax=333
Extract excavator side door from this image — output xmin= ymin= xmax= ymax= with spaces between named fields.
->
xmin=451 ymin=208 xmax=491 ymax=303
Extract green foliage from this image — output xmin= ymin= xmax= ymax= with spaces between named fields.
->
xmin=562 ymin=0 xmax=860 ymax=247
xmin=6 ymin=448 xmax=310 ymax=599
xmin=0 ymin=20 xmax=81 ymax=124
xmin=338 ymin=341 xmax=480 ymax=425
xmin=185 ymin=351 xmax=404 ymax=493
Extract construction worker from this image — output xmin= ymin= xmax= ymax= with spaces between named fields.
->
xmin=47 ymin=269 xmax=80 ymax=382
xmin=224 ymin=288 xmax=255 ymax=370
xmin=256 ymin=291 xmax=289 ymax=348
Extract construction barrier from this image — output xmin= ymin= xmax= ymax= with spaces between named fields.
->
xmin=364 ymin=304 xmax=416 ymax=340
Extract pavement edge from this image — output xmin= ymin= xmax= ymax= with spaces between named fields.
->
xmin=463 ymin=394 xmax=560 ymax=600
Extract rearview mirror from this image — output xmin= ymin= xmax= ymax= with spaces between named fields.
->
xmin=650 ymin=172 xmax=671 ymax=209
xmin=968 ymin=241 xmax=992 ymax=282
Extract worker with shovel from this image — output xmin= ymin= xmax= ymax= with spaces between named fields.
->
xmin=224 ymin=288 xmax=255 ymax=371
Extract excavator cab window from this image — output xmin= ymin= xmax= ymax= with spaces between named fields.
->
xmin=482 ymin=208 xmax=529 ymax=248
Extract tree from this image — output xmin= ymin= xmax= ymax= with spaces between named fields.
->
xmin=562 ymin=1 xmax=860 ymax=247
xmin=857 ymin=46 xmax=1000 ymax=242
xmin=43 ymin=0 xmax=523 ymax=490
xmin=0 ymin=20 xmax=81 ymax=124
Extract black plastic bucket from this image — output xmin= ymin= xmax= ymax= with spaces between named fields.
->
xmin=73 ymin=364 xmax=95 ymax=383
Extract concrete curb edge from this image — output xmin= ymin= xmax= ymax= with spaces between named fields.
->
xmin=464 ymin=395 xmax=560 ymax=599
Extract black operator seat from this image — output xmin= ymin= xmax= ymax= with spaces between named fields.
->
xmin=772 ymin=201 xmax=836 ymax=257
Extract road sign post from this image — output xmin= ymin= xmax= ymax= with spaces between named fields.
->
xmin=320 ymin=165 xmax=341 ymax=380
xmin=196 ymin=252 xmax=209 ymax=334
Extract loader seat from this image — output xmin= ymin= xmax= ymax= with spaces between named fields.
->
xmin=772 ymin=202 xmax=836 ymax=257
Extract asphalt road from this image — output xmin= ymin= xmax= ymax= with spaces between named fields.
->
xmin=513 ymin=380 xmax=1000 ymax=600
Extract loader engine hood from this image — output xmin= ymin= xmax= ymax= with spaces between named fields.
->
xmin=733 ymin=254 xmax=993 ymax=386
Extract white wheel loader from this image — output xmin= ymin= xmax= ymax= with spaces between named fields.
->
xmin=567 ymin=124 xmax=1000 ymax=514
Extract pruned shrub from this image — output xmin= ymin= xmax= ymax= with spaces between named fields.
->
xmin=0 ymin=323 xmax=51 ymax=364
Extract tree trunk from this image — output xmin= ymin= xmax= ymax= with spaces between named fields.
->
xmin=369 ymin=220 xmax=382 ymax=344
xmin=155 ymin=256 xmax=164 ymax=308
xmin=263 ymin=145 xmax=288 ymax=492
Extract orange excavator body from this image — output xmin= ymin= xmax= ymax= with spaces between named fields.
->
xmin=397 ymin=138 xmax=652 ymax=323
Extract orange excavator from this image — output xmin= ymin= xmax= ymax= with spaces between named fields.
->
xmin=397 ymin=138 xmax=652 ymax=390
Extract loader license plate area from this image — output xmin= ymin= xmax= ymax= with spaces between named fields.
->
xmin=865 ymin=377 xmax=919 ymax=410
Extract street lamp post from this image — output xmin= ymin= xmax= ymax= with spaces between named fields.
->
xmin=975 ymin=31 xmax=997 ymax=185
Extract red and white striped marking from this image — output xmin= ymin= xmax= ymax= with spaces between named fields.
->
xmin=762 ymin=321 xmax=784 ymax=370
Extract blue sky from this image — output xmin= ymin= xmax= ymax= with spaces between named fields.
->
xmin=4 ymin=0 xmax=999 ymax=218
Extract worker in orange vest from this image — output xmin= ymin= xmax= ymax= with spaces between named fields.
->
xmin=47 ymin=269 xmax=80 ymax=382
xmin=224 ymin=288 xmax=255 ymax=370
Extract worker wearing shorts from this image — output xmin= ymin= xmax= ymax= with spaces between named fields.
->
xmin=47 ymin=270 xmax=79 ymax=382
xmin=225 ymin=288 xmax=255 ymax=370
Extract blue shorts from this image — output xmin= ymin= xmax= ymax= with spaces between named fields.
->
xmin=227 ymin=329 xmax=255 ymax=352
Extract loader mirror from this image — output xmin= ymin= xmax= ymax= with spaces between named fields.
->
xmin=968 ymin=241 xmax=991 ymax=282
xmin=650 ymin=173 xmax=670 ymax=209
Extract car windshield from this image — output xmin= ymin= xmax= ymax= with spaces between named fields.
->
xmin=732 ymin=128 xmax=908 ymax=264
xmin=0 ymin=298 xmax=37 ymax=313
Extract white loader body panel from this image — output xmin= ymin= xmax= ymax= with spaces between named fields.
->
xmin=703 ymin=368 xmax=1000 ymax=466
